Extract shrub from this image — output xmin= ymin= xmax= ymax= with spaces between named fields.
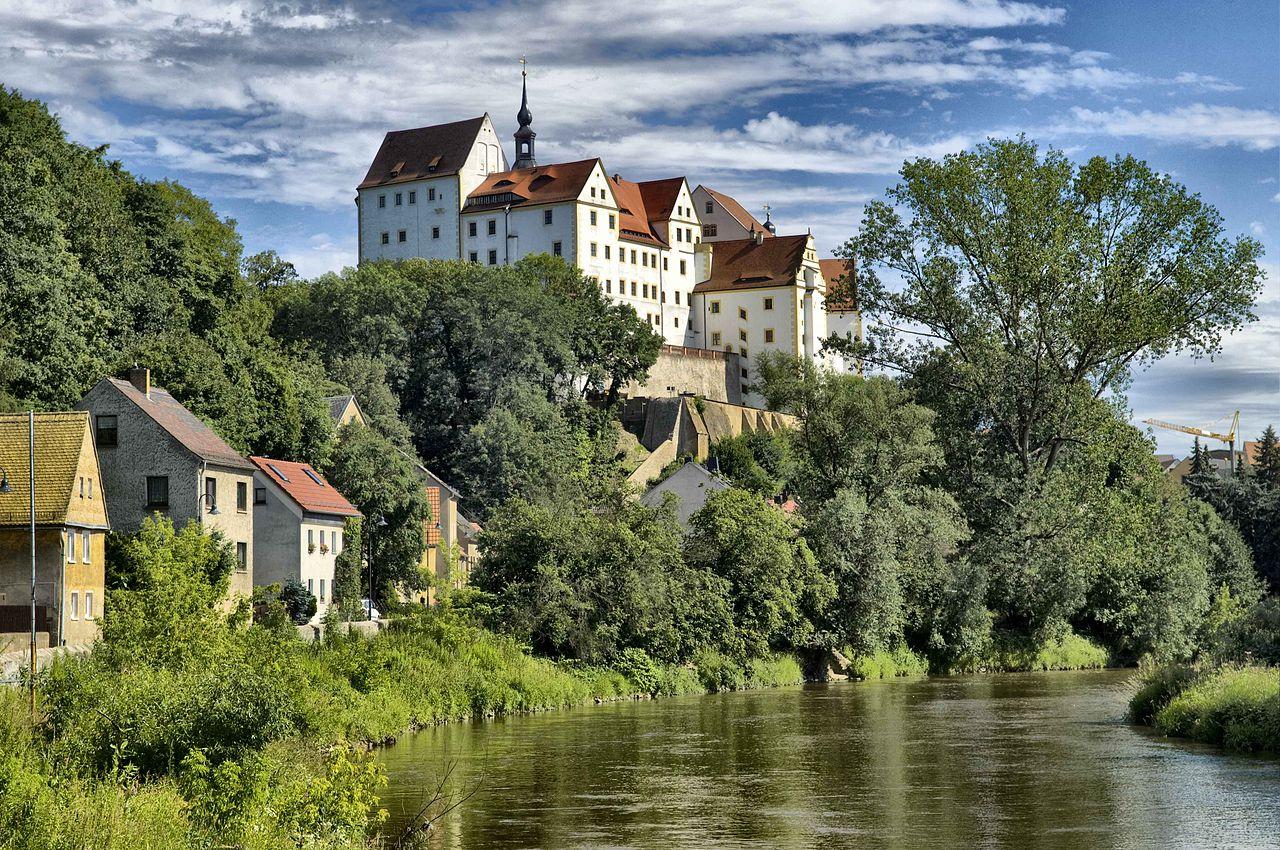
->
xmin=1155 ymin=666 xmax=1280 ymax=753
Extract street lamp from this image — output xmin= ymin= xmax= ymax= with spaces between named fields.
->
xmin=366 ymin=515 xmax=388 ymax=620
xmin=0 ymin=464 xmax=11 ymax=494
xmin=196 ymin=492 xmax=220 ymax=516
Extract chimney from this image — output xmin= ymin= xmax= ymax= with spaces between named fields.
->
xmin=753 ymin=227 xmax=765 ymax=246
xmin=128 ymin=366 xmax=151 ymax=399
xmin=695 ymin=240 xmax=713 ymax=283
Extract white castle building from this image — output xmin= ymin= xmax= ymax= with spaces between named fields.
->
xmin=356 ymin=72 xmax=859 ymax=389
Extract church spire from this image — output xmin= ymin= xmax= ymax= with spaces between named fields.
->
xmin=513 ymin=57 xmax=537 ymax=169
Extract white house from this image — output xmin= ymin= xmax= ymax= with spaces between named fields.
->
xmin=691 ymin=185 xmax=776 ymax=242
xmin=641 ymin=460 xmax=731 ymax=528
xmin=249 ymin=456 xmax=361 ymax=621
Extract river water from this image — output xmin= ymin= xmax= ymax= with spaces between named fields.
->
xmin=376 ymin=670 xmax=1280 ymax=849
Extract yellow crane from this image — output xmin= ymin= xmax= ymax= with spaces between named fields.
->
xmin=1143 ymin=410 xmax=1241 ymax=472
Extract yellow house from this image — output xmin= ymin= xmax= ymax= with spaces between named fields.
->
xmin=326 ymin=395 xmax=368 ymax=430
xmin=0 ymin=412 xmax=109 ymax=649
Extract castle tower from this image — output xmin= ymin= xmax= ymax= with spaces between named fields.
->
xmin=513 ymin=58 xmax=537 ymax=169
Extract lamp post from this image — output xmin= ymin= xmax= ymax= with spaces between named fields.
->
xmin=366 ymin=515 xmax=388 ymax=620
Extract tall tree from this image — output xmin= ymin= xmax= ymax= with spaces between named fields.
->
xmin=1254 ymin=425 xmax=1280 ymax=487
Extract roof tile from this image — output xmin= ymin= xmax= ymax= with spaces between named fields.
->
xmin=250 ymin=457 xmax=361 ymax=518
xmin=359 ymin=116 xmax=487 ymax=190
xmin=694 ymin=235 xmax=811 ymax=293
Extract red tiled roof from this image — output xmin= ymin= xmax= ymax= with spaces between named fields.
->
xmin=637 ymin=177 xmax=686 ymax=224
xmin=701 ymin=186 xmax=771 ymax=236
xmin=250 ymin=457 xmax=361 ymax=518
xmin=103 ymin=378 xmax=253 ymax=471
xmin=819 ymin=258 xmax=858 ymax=313
xmin=359 ymin=116 xmax=487 ymax=190
xmin=608 ymin=175 xmax=667 ymax=247
xmin=464 ymin=158 xmax=600 ymax=213
xmin=693 ymin=235 xmax=810 ymax=293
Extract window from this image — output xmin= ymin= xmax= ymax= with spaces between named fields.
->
xmin=642 ymin=253 xmax=648 ymax=268
xmin=661 ymin=290 xmax=666 ymax=303
xmin=675 ymin=229 xmax=682 ymax=243
xmin=763 ymin=297 xmax=774 ymax=310
xmin=739 ymin=307 xmax=748 ymax=320
xmin=320 ymin=530 xmax=327 ymax=549
xmin=679 ymin=259 xmax=687 ymax=275
xmin=630 ymin=250 xmax=637 ymax=264
xmin=468 ymin=221 xmax=477 ymax=237
xmin=308 ymin=578 xmax=314 ymax=594
xmin=703 ymin=224 xmax=717 ymax=237
xmin=395 ymin=192 xmax=402 ymax=206
xmin=487 ymin=219 xmax=497 ymax=236
xmin=236 ymin=542 xmax=247 ymax=571
xmin=432 ymin=226 xmax=440 ymax=239
xmin=674 ymin=316 xmax=680 ymax=327
xmin=553 ymin=242 xmax=562 ymax=256
xmin=429 ymin=187 xmax=436 ymax=201
xmin=544 ymin=209 xmax=553 ymax=225
xmin=254 ymin=487 xmax=266 ymax=505
xmin=469 ymin=251 xmax=479 ymax=263
xmin=308 ymin=529 xmax=314 ymax=550
xmin=66 ymin=530 xmax=76 ymax=563
xmin=604 ymin=245 xmax=611 ymax=259
xmin=204 ymin=477 xmax=217 ymax=512
xmin=686 ymin=228 xmax=693 ymax=243
xmin=642 ymin=284 xmax=649 ymax=299
xmin=79 ymin=476 xmax=85 ymax=498
xmin=380 ymin=232 xmax=389 ymax=245
xmin=488 ymin=249 xmax=498 ymax=265
xmin=590 ymin=242 xmax=597 ymax=257
xmin=319 ymin=579 xmax=326 ymax=601
xmin=303 ymin=468 xmax=325 ymax=487
xmin=236 ymin=481 xmax=247 ymax=513
xmin=608 ymin=214 xmax=616 ymax=229
xmin=740 ymin=346 xmax=748 ymax=357
xmin=408 ymin=190 xmax=416 ymax=204
xmin=742 ymin=367 xmax=749 ymax=378
xmin=70 ymin=592 xmax=79 ymax=621
xmin=334 ymin=534 xmax=341 ymax=554
xmin=739 ymin=329 xmax=748 ymax=342
xmin=85 ymin=591 xmax=94 ymax=620
xmin=146 ymin=475 xmax=169 ymax=508
xmin=710 ymin=301 xmax=721 ymax=314
xmin=705 ymin=200 xmax=713 ymax=214
xmin=82 ymin=531 xmax=90 ymax=563
xmin=267 ymin=463 xmax=290 ymax=482
xmin=663 ymin=257 xmax=668 ymax=271
xmin=378 ymin=194 xmax=386 ymax=208
xmin=87 ymin=478 xmax=93 ymax=499
xmin=764 ymin=328 xmax=775 ymax=343
xmin=605 ymin=280 xmax=612 ymax=293
xmin=630 ymin=281 xmax=637 ymax=296
xmin=590 ymin=187 xmax=596 ymax=198
xmin=398 ymin=230 xmax=407 ymax=243
xmin=590 ymin=210 xmax=597 ymax=225
xmin=711 ymin=331 xmax=722 ymax=346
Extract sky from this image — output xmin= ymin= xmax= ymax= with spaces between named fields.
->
xmin=2 ymin=0 xmax=1277 ymax=455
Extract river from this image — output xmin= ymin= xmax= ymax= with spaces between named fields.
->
xmin=376 ymin=670 xmax=1280 ymax=848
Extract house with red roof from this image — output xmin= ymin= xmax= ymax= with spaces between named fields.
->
xmin=249 ymin=456 xmax=360 ymax=621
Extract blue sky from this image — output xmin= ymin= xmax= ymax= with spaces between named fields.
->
xmin=2 ymin=0 xmax=1276 ymax=454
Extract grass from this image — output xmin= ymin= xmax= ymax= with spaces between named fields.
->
xmin=846 ymin=647 xmax=929 ymax=680
xmin=947 ymin=630 xmax=1111 ymax=674
xmin=1133 ymin=666 xmax=1280 ymax=754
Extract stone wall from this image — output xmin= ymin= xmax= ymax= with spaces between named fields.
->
xmin=626 ymin=345 xmax=744 ymax=405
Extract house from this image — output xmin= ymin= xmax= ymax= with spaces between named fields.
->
xmin=326 ymin=395 xmax=368 ymax=430
xmin=76 ymin=368 xmax=256 ymax=598
xmin=249 ymin=457 xmax=360 ymax=622
xmin=691 ymin=232 xmax=837 ymax=396
xmin=456 ymin=512 xmax=482 ymax=585
xmin=0 ymin=412 xmax=108 ymax=648
xmin=394 ymin=450 xmax=469 ymax=604
xmin=641 ymin=460 xmax=731 ymax=528
xmin=819 ymin=257 xmax=862 ymax=374
xmin=691 ymin=185 xmax=774 ymax=242
xmin=1167 ymin=448 xmax=1237 ymax=483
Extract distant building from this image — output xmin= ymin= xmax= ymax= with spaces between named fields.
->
xmin=819 ymin=257 xmax=862 ymax=374
xmin=691 ymin=185 xmax=773 ymax=243
xmin=0 ymin=412 xmax=108 ymax=648
xmin=76 ymin=368 xmax=256 ymax=598
xmin=249 ymin=457 xmax=360 ymax=622
xmin=641 ymin=460 xmax=731 ymax=528
xmin=325 ymin=395 xmax=368 ymax=430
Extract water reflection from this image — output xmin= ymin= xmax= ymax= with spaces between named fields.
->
xmin=377 ymin=670 xmax=1280 ymax=849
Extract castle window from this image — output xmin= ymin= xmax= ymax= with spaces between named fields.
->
xmin=488 ymin=249 xmax=498 ymax=265
xmin=739 ymin=307 xmax=748 ymax=320
xmin=398 ymin=230 xmax=407 ymax=243
xmin=675 ymin=291 xmax=681 ymax=305
xmin=764 ymin=328 xmax=775 ymax=343
xmin=642 ymin=253 xmax=648 ymax=268
xmin=703 ymin=224 xmax=717 ymax=237
xmin=764 ymin=297 xmax=774 ymax=310
xmin=742 ymin=367 xmax=749 ymax=378
xmin=705 ymin=200 xmax=713 ymax=213
xmin=686 ymin=228 xmax=692 ymax=242
xmin=605 ymin=280 xmax=612 ymax=293
xmin=609 ymin=214 xmax=616 ymax=229
xmin=408 ymin=190 xmax=416 ymax=204
xmin=432 ymin=226 xmax=440 ymax=239
xmin=631 ymin=282 xmax=637 ymax=296
xmin=429 ymin=188 xmax=436 ymax=201
xmin=487 ymin=219 xmax=497 ymax=236
xmin=631 ymin=250 xmax=637 ymax=264
xmin=469 ymin=251 xmax=478 ymax=262
xmin=663 ymin=257 xmax=668 ymax=271
xmin=674 ymin=316 xmax=680 ymax=327
xmin=739 ymin=329 xmax=747 ymax=342
xmin=381 ymin=232 xmax=389 ymax=245
xmin=544 ymin=209 xmax=553 ymax=225
xmin=679 ymin=260 xmax=687 ymax=275
xmin=590 ymin=187 xmax=596 ymax=198
xmin=590 ymin=210 xmax=597 ymax=225
xmin=395 ymin=192 xmax=402 ymax=206
xmin=711 ymin=332 xmax=722 ymax=346
xmin=675 ymin=229 xmax=682 ymax=243
xmin=379 ymin=194 xmax=386 ymax=208
xmin=553 ymin=242 xmax=562 ymax=256
xmin=661 ymin=290 xmax=666 ymax=303
xmin=468 ymin=221 xmax=477 ymax=237
xmin=590 ymin=242 xmax=597 ymax=257
xmin=740 ymin=346 xmax=748 ymax=357
xmin=605 ymin=245 xmax=611 ymax=259
xmin=710 ymin=301 xmax=721 ymax=314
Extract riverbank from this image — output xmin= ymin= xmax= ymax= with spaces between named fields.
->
xmin=1130 ymin=665 xmax=1280 ymax=753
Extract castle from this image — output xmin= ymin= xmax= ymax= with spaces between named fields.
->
xmin=355 ymin=69 xmax=859 ymax=398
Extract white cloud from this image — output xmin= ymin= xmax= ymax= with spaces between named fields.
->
xmin=1066 ymin=104 xmax=1280 ymax=151
xmin=1251 ymin=221 xmax=1266 ymax=236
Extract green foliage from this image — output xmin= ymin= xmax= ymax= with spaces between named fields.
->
xmin=685 ymin=488 xmax=834 ymax=658
xmin=279 ymin=578 xmax=318 ymax=625
xmin=1255 ymin=425 xmax=1280 ymax=486
xmin=708 ymin=430 xmax=790 ymax=496
xmin=845 ymin=646 xmax=929 ymax=680
xmin=1211 ymin=598 xmax=1280 ymax=666
xmin=1185 ymin=463 xmax=1280 ymax=592
xmin=1154 ymin=667 xmax=1280 ymax=753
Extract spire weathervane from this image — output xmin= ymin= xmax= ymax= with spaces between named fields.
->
xmin=514 ymin=56 xmax=537 ymax=169
xmin=762 ymin=203 xmax=776 ymax=235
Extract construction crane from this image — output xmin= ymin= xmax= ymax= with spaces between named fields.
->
xmin=1143 ymin=410 xmax=1241 ymax=472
